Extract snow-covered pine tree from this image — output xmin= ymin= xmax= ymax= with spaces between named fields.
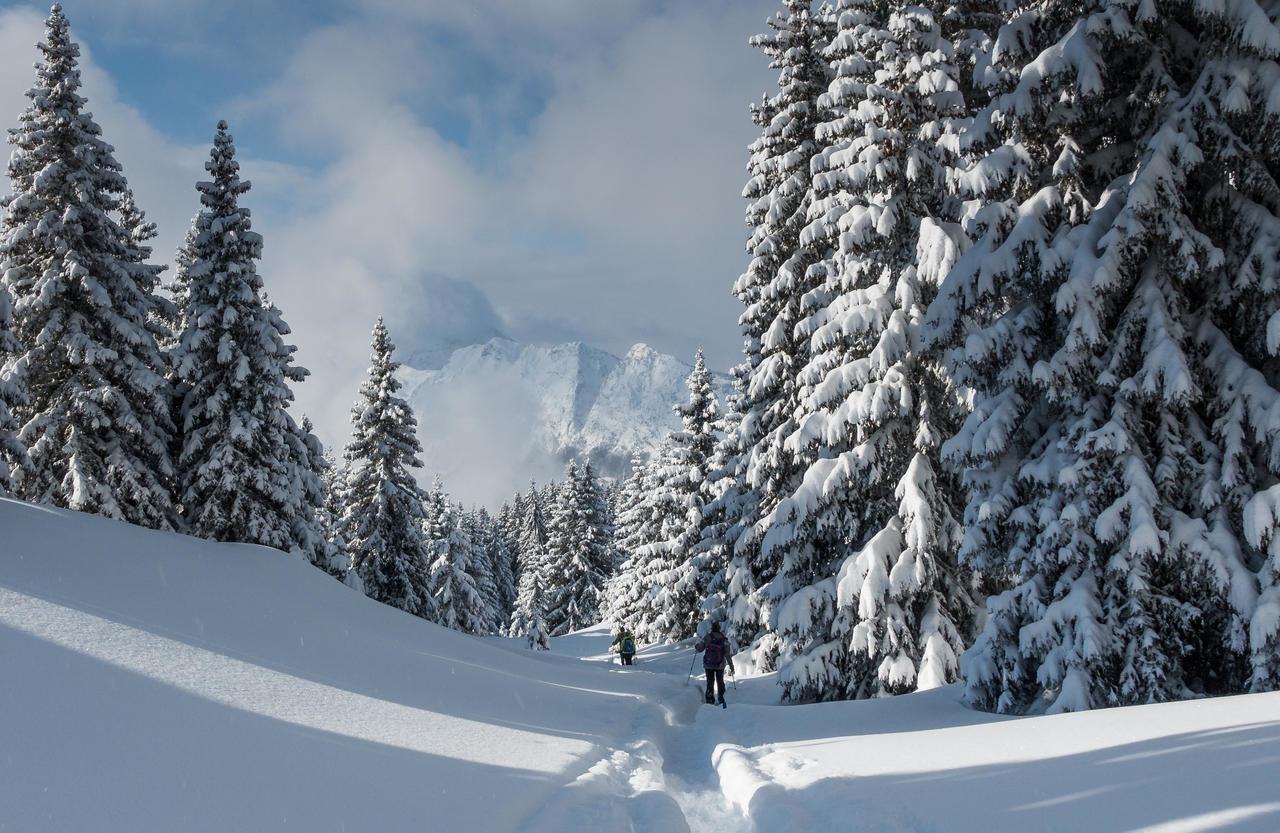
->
xmin=2 ymin=6 xmax=175 ymax=528
xmin=479 ymin=507 xmax=517 ymax=626
xmin=466 ymin=508 xmax=503 ymax=633
xmin=651 ymin=350 xmax=722 ymax=642
xmin=341 ymin=320 xmax=433 ymax=618
xmin=0 ymin=282 xmax=27 ymax=493
xmin=427 ymin=497 xmax=485 ymax=633
xmin=692 ymin=363 xmax=753 ymax=639
xmin=498 ymin=494 xmax=525 ymax=592
xmin=171 ymin=121 xmax=318 ymax=550
xmin=927 ymin=0 xmax=1278 ymax=712
xmin=730 ymin=0 xmax=834 ymax=667
xmin=602 ymin=459 xmax=650 ymax=629
xmin=119 ymin=189 xmax=176 ymax=347
xmin=319 ymin=448 xmax=360 ymax=590
xmin=296 ymin=416 xmax=351 ymax=581
xmin=162 ymin=216 xmax=199 ymax=472
xmin=509 ymin=482 xmax=551 ymax=648
xmin=611 ymin=458 xmax=648 ymax=555
xmin=609 ymin=442 xmax=689 ymax=642
xmin=760 ymin=0 xmax=974 ymax=702
xmin=544 ymin=461 xmax=607 ymax=635
xmin=165 ymin=217 xmax=199 ymax=351
xmin=579 ymin=461 xmax=618 ymax=596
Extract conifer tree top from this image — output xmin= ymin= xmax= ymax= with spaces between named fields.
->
xmin=200 ymin=120 xmax=251 ymax=212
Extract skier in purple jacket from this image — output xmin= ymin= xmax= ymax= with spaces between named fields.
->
xmin=694 ymin=621 xmax=735 ymax=705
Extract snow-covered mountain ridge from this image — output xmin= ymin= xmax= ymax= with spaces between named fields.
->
xmin=398 ymin=337 xmax=732 ymax=501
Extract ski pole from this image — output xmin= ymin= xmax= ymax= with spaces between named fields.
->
xmin=686 ymin=652 xmax=697 ymax=686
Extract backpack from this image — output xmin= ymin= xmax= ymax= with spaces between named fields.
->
xmin=621 ymin=635 xmax=635 ymax=654
xmin=702 ymin=634 xmax=726 ymax=669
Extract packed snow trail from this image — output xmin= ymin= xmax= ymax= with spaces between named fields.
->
xmin=3 ymin=498 xmax=1280 ymax=832
xmin=555 ymin=630 xmax=1280 ymax=832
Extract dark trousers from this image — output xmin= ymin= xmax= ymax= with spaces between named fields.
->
xmin=621 ymin=653 xmax=634 ymax=666
xmin=705 ymin=669 xmax=725 ymax=702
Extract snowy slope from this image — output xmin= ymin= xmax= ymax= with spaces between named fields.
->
xmin=399 ymin=338 xmax=732 ymax=503
xmin=0 ymin=498 xmax=676 ymax=833
xmin=4 ymin=497 xmax=1279 ymax=833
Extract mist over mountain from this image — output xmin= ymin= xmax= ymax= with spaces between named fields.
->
xmin=399 ymin=337 xmax=732 ymax=507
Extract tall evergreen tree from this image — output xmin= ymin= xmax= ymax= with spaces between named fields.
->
xmin=483 ymin=506 xmax=518 ymax=620
xmin=171 ymin=121 xmax=316 ymax=549
xmin=606 ymin=460 xmax=653 ymax=629
xmin=760 ymin=0 xmax=974 ymax=701
xmin=296 ymin=416 xmax=351 ymax=580
xmin=165 ymin=216 xmax=199 ymax=350
xmin=544 ymin=461 xmax=609 ymax=635
xmin=0 ymin=282 xmax=27 ymax=493
xmin=118 ymin=189 xmax=175 ymax=344
xmin=926 ymin=0 xmax=1277 ymax=712
xmin=509 ymin=482 xmax=551 ymax=648
xmin=341 ymin=320 xmax=433 ymax=618
xmin=701 ymin=365 xmax=763 ymax=648
xmin=579 ymin=461 xmax=619 ymax=609
xmin=650 ymin=350 xmax=722 ymax=642
xmin=730 ymin=0 xmax=834 ymax=667
xmin=607 ymin=442 xmax=689 ymax=641
xmin=426 ymin=496 xmax=485 ymax=633
xmin=2 ymin=5 xmax=175 ymax=527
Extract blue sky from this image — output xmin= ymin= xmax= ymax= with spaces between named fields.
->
xmin=0 ymin=0 xmax=778 ymax=498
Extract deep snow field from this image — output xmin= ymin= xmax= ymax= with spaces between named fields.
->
xmin=2 ymin=495 xmax=1278 ymax=833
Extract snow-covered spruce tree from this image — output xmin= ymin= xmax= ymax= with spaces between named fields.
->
xmin=693 ymin=363 xmax=756 ymax=642
xmin=119 ymin=189 xmax=176 ymax=346
xmin=611 ymin=442 xmax=690 ymax=642
xmin=2 ymin=6 xmax=175 ymax=528
xmin=760 ymin=0 xmax=974 ymax=702
xmin=0 ymin=282 xmax=27 ymax=493
xmin=341 ymin=320 xmax=433 ymax=618
xmin=464 ymin=508 xmax=502 ymax=633
xmin=544 ymin=462 xmax=606 ymax=635
xmin=426 ymin=497 xmax=485 ymax=634
xmin=297 ymin=416 xmax=352 ymax=581
xmin=494 ymin=507 xmax=519 ymax=622
xmin=162 ymin=215 xmax=199 ymax=468
xmin=602 ymin=459 xmax=651 ymax=628
xmin=730 ymin=0 xmax=834 ymax=667
xmin=509 ymin=482 xmax=551 ymax=648
xmin=650 ymin=350 xmax=722 ymax=642
xmin=497 ymin=495 xmax=524 ymax=592
xmin=171 ymin=121 xmax=316 ymax=550
xmin=164 ymin=216 xmax=199 ymax=351
xmin=927 ymin=0 xmax=1279 ymax=712
xmin=319 ymin=449 xmax=360 ymax=590
xmin=580 ymin=461 xmax=618 ymax=581
xmin=612 ymin=458 xmax=648 ymax=554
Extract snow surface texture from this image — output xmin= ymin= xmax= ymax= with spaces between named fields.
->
xmin=3 ymin=496 xmax=1279 ymax=832
xmin=399 ymin=338 xmax=732 ymax=505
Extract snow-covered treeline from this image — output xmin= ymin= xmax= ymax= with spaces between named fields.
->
xmin=501 ymin=461 xmax=619 ymax=646
xmin=611 ymin=0 xmax=1280 ymax=713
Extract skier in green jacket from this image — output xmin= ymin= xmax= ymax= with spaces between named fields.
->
xmin=610 ymin=627 xmax=637 ymax=665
